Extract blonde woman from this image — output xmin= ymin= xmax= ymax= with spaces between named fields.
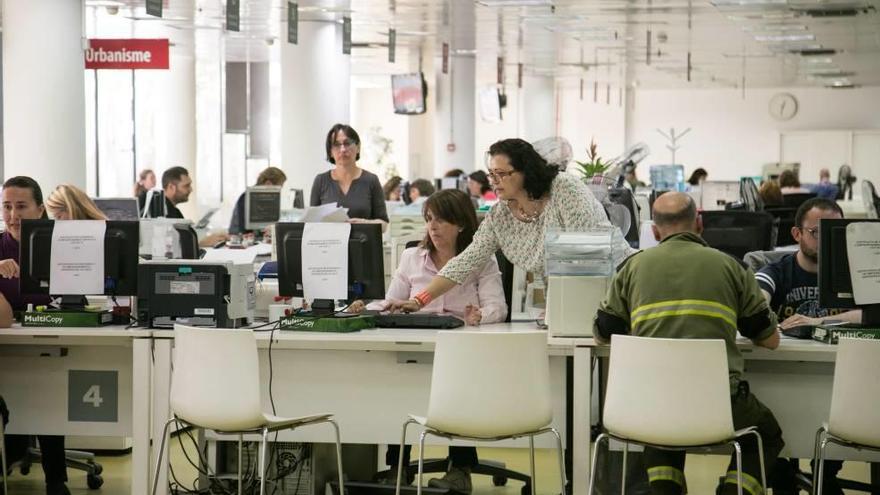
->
xmin=45 ymin=184 xmax=108 ymax=221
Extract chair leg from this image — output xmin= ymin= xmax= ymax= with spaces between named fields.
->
xmin=529 ymin=436 xmax=537 ymax=495
xmin=587 ymin=433 xmax=608 ymax=495
xmin=817 ymin=437 xmax=829 ymax=495
xmin=732 ymin=440 xmax=743 ymax=495
xmin=550 ymin=428 xmax=568 ymax=494
xmin=150 ymin=418 xmax=177 ymax=495
xmin=238 ymin=434 xmax=244 ymax=495
xmin=743 ymin=429 xmax=767 ymax=492
xmin=259 ymin=427 xmax=269 ymax=495
xmin=395 ymin=420 xmax=416 ymax=495
xmin=417 ymin=431 xmax=428 ymax=495
xmin=621 ymin=441 xmax=629 ymax=495
xmin=327 ymin=419 xmax=346 ymax=495
xmin=1 ymin=424 xmax=8 ymax=494
xmin=812 ymin=427 xmax=826 ymax=494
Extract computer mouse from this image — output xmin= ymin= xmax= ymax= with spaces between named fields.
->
xmin=212 ymin=240 xmax=227 ymax=249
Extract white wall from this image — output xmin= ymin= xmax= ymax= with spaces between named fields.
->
xmin=557 ymin=80 xmax=627 ymax=172
xmin=351 ymin=85 xmax=410 ymax=181
xmin=626 ymin=86 xmax=880 ymax=182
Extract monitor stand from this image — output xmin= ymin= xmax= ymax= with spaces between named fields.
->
xmin=311 ymin=299 xmax=336 ymax=317
xmin=861 ymin=304 xmax=880 ymax=327
xmin=58 ymin=295 xmax=89 ymax=311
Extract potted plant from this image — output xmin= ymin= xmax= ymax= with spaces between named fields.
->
xmin=575 ymin=139 xmax=610 ymax=185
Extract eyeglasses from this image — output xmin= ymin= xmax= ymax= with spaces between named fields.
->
xmin=486 ymin=169 xmax=516 ymax=182
xmin=331 ymin=140 xmax=358 ymax=150
xmin=800 ymin=226 xmax=819 ymax=239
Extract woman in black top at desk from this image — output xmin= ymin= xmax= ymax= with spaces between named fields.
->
xmin=0 ymin=176 xmax=70 ymax=495
xmin=310 ymin=124 xmax=389 ymax=224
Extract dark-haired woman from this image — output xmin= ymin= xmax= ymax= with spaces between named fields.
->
xmin=310 ymin=124 xmax=389 ymax=224
xmin=1 ymin=176 xmax=70 ymax=495
xmin=389 ymin=138 xmax=632 ymax=313
xmin=350 ymin=189 xmax=506 ymax=493
xmin=467 ymin=170 xmax=496 ymax=201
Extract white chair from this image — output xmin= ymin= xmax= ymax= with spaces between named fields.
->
xmin=813 ymin=337 xmax=880 ymax=495
xmin=393 ymin=331 xmax=566 ymax=495
xmin=151 ymin=325 xmax=344 ymax=495
xmin=588 ymin=335 xmax=766 ymax=495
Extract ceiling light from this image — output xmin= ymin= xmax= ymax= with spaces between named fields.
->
xmin=800 ymin=57 xmax=834 ymax=64
xmin=754 ymin=33 xmax=815 ymax=42
xmin=712 ymin=0 xmax=787 ymax=6
xmin=743 ymin=24 xmax=807 ymax=32
xmin=477 ymin=0 xmax=553 ymax=6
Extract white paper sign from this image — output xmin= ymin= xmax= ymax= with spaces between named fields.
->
xmin=301 ymin=223 xmax=351 ymax=301
xmin=49 ymin=220 xmax=106 ymax=295
xmin=846 ymin=222 xmax=880 ymax=305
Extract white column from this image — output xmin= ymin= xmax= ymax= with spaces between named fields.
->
xmin=2 ymin=0 xmax=86 ymax=190
xmin=433 ymin=55 xmax=476 ymax=177
xmin=281 ymin=21 xmax=351 ymax=196
xmin=519 ymin=75 xmax=556 ymax=142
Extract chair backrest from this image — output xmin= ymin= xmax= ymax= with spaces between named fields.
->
xmin=764 ymin=207 xmax=798 ymax=246
xmin=391 ymin=234 xmax=424 ymax=276
xmin=701 ymin=210 xmax=777 ymax=260
xmin=862 ymin=180 xmax=880 ymax=219
xmin=170 ymin=325 xmax=265 ymax=431
xmin=827 ymin=338 xmax=880 ymax=447
xmin=603 ymin=335 xmax=735 ymax=446
xmin=782 ymin=192 xmax=817 ymax=209
xmin=743 ymin=250 xmax=790 ymax=273
xmin=426 ymin=331 xmax=551 ymax=437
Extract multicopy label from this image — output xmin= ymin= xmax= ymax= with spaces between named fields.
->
xmin=23 ymin=313 xmax=64 ymax=326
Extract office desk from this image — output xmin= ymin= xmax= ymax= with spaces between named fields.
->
xmin=0 ymin=326 xmax=153 ymax=495
xmin=565 ymin=336 xmax=880 ymax=495
xmin=149 ymin=323 xmax=572 ymax=495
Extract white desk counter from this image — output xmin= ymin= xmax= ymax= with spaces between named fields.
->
xmin=0 ymin=325 xmax=153 ymax=495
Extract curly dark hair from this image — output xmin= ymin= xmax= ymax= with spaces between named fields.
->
xmin=325 ymin=124 xmax=361 ymax=164
xmin=487 ymin=138 xmax=559 ymax=200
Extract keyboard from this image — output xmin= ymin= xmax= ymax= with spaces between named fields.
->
xmin=374 ymin=313 xmax=465 ymax=329
xmin=782 ymin=325 xmax=815 ymax=339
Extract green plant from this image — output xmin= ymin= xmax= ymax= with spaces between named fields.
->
xmin=575 ymin=139 xmax=609 ymax=180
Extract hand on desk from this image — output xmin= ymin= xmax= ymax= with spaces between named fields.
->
xmin=464 ymin=304 xmax=482 ymax=326
xmin=386 ymin=298 xmax=420 ymax=314
xmin=346 ymin=300 xmax=366 ymax=313
xmin=0 ymin=259 xmax=19 ymax=279
xmin=780 ymin=314 xmax=821 ymax=329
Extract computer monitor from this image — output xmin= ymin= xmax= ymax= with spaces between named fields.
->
xmin=818 ymin=218 xmax=880 ymax=326
xmin=292 ymin=189 xmax=305 ymax=209
xmin=244 ymin=186 xmax=282 ymax=231
xmin=700 ymin=211 xmax=776 ymax=260
xmin=391 ymin=73 xmax=427 ymax=115
xmin=697 ymin=181 xmax=740 ymax=211
xmin=94 ymin=198 xmax=140 ymax=221
xmin=141 ymin=190 xmax=167 ymax=218
xmin=19 ymin=219 xmax=139 ymax=299
xmin=275 ymin=223 xmax=385 ymax=310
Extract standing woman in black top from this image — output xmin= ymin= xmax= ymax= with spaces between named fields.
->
xmin=310 ymin=124 xmax=389 ymax=225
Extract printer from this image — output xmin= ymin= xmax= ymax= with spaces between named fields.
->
xmin=137 ymin=259 xmax=256 ymax=328
xmin=545 ymin=228 xmax=627 ymax=338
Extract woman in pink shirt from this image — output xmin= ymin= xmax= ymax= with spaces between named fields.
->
xmin=352 ymin=188 xmax=507 ymax=326
xmin=350 ymin=189 xmax=506 ymax=492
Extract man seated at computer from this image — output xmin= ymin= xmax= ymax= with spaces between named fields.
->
xmin=140 ymin=166 xmax=226 ymax=247
xmin=228 ymin=166 xmax=287 ymax=236
xmin=594 ymin=192 xmax=783 ymax=495
xmin=754 ymin=197 xmax=861 ymax=495
xmin=348 ymin=189 xmax=506 ymax=493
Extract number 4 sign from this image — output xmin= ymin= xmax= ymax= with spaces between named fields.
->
xmin=68 ymin=370 xmax=118 ymax=422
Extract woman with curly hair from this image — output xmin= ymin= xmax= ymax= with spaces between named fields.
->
xmin=389 ymin=138 xmax=632 ymax=313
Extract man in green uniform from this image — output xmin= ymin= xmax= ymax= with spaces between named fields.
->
xmin=594 ymin=192 xmax=784 ymax=495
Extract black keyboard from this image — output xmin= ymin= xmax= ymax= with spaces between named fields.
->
xmin=374 ymin=313 xmax=465 ymax=329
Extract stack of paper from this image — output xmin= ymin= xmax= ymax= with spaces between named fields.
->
xmin=302 ymin=203 xmax=350 ymax=223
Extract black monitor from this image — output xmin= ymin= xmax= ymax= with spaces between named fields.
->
xmin=19 ymin=220 xmax=140 ymax=299
xmin=94 ymin=198 xmax=140 ymax=221
xmin=141 ymin=190 xmax=166 ymax=218
xmin=292 ymin=188 xmax=305 ymax=209
xmin=700 ymin=211 xmax=776 ymax=260
xmin=244 ymin=186 xmax=282 ymax=230
xmin=818 ymin=218 xmax=880 ymax=326
xmin=275 ymin=222 xmax=385 ymax=313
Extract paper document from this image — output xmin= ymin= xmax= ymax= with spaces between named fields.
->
xmin=49 ymin=220 xmax=106 ymax=295
xmin=845 ymin=223 xmax=880 ymax=305
xmin=202 ymin=244 xmax=272 ymax=264
xmin=301 ymin=223 xmax=351 ymax=300
xmin=302 ymin=203 xmax=349 ymax=223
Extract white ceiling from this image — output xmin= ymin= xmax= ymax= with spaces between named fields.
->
xmin=32 ymin=0 xmax=880 ymax=89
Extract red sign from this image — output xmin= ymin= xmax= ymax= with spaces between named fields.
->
xmin=85 ymin=39 xmax=169 ymax=70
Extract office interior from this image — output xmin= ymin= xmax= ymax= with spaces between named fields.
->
xmin=1 ymin=0 xmax=880 ymax=494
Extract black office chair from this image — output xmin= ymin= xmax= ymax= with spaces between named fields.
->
xmin=764 ymin=207 xmax=798 ymax=247
xmin=700 ymin=211 xmax=777 ymax=260
xmin=781 ymin=192 xmax=816 ymax=209
xmin=863 ymin=180 xmax=880 ymax=219
xmin=390 ymin=243 xmax=526 ymax=489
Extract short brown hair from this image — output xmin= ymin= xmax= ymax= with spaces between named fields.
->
xmin=383 ymin=176 xmax=402 ymax=199
xmin=420 ymin=189 xmax=478 ymax=255
xmin=256 ymin=167 xmax=287 ymax=186
xmin=779 ymin=170 xmax=800 ymax=188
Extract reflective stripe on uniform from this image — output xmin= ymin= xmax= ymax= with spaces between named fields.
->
xmin=723 ymin=470 xmax=764 ymax=495
xmin=631 ymin=299 xmax=737 ymax=329
xmin=647 ymin=466 xmax=686 ymax=487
